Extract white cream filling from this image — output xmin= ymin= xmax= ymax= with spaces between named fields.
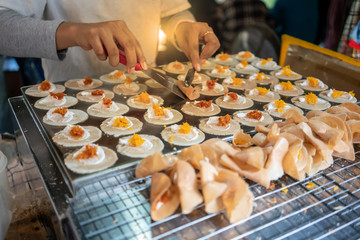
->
xmin=201 ymin=82 xmax=224 ymax=91
xmin=77 ymin=79 xmax=93 ymax=87
xmin=235 ymin=63 xmax=256 ymax=70
xmin=249 ymin=88 xmax=274 ymax=97
xmin=108 ymin=70 xmax=126 ymax=81
xmin=47 ymin=108 xmax=74 ymax=123
xmin=60 ymin=125 xmax=90 ymax=140
xmin=118 ymin=82 xmax=140 ymax=92
xmin=39 ymin=95 xmax=66 ymax=106
xmin=206 ymin=117 xmax=230 ymax=131
xmin=108 ymin=116 xmax=133 ymax=129
xmin=130 ymin=96 xmax=158 ymax=106
xmin=327 ymin=89 xmax=355 ymax=101
xmin=91 ymin=100 xmax=119 ymax=112
xmin=169 ymin=124 xmax=199 ymax=141
xmin=267 ymin=101 xmax=291 ymax=112
xmin=300 ymin=79 xmax=325 ymax=88
xmin=167 ymin=62 xmax=185 ymax=71
xmin=257 ymin=60 xmax=278 ymax=69
xmin=274 ymin=84 xmax=296 ymax=92
xmin=73 ymin=144 xmax=105 ymax=165
xmin=119 ymin=136 xmax=154 ymax=151
xmin=37 ymin=82 xmax=56 ymax=92
xmin=236 ymin=51 xmax=254 ymax=59
xmin=299 ymin=96 xmax=328 ymax=105
xmin=223 ymin=94 xmax=246 ymax=104
xmin=211 ymin=68 xmax=231 ymax=76
xmin=215 ymin=55 xmax=233 ymax=63
xmin=249 ymin=74 xmax=269 ymax=81
xmin=236 ymin=112 xmax=264 ymax=122
xmin=147 ymin=107 xmax=174 ymax=120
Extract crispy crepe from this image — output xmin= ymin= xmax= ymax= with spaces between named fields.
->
xmin=228 ymin=147 xmax=267 ymax=170
xmin=282 ymin=139 xmax=308 ymax=180
xmin=176 ymin=80 xmax=201 ymax=100
xmin=280 ymin=108 xmax=305 ymax=124
xmin=178 ymin=144 xmax=205 ymax=170
xmin=233 ymin=130 xmax=253 ymax=148
xmin=135 ymin=152 xmax=177 ymax=178
xmin=347 ymin=119 xmax=360 ymax=143
xmin=150 ymin=173 xmax=180 ymax=221
xmin=264 ymin=136 xmax=289 ymax=181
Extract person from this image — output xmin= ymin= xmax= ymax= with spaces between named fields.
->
xmin=0 ymin=1 xmax=220 ymax=82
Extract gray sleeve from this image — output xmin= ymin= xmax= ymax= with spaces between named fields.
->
xmin=0 ymin=9 xmax=65 ymax=60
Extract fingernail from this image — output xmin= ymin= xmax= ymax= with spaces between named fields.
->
xmin=142 ymin=61 xmax=148 ymax=70
xmin=127 ymin=67 xmax=135 ymax=74
xmin=200 ymin=59 xmax=206 ymax=64
xmin=195 ymin=63 xmax=201 ymax=72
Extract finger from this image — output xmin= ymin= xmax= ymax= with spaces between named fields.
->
xmin=134 ymin=40 xmax=147 ymax=70
xmin=101 ymin=33 xmax=120 ymax=67
xmin=89 ymin=37 xmax=107 ymax=61
xmin=186 ymin=32 xmax=201 ymax=72
xmin=115 ymin=34 xmax=137 ymax=73
xmin=200 ymin=33 xmax=220 ymax=61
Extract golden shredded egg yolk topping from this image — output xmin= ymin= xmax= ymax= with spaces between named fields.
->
xmin=109 ymin=70 xmax=124 ymax=79
xmin=274 ymin=100 xmax=287 ymax=113
xmin=178 ymin=122 xmax=192 ymax=134
xmin=231 ymin=77 xmax=243 ymax=85
xmin=102 ymin=98 xmax=113 ymax=108
xmin=69 ymin=125 xmax=85 ymax=140
xmin=215 ymin=65 xmax=229 ymax=74
xmin=307 ymin=77 xmax=318 ymax=87
xmin=331 ymin=89 xmax=354 ymax=98
xmin=168 ymin=136 xmax=174 ymax=142
xmin=305 ymin=93 xmax=318 ymax=105
xmin=75 ymin=144 xmax=98 ymax=160
xmin=279 ymin=81 xmax=295 ymax=90
xmin=91 ymin=89 xmax=104 ymax=96
xmin=206 ymin=79 xmax=218 ymax=90
xmin=152 ymin=104 xmax=168 ymax=116
xmin=234 ymin=138 xmax=248 ymax=145
xmin=217 ymin=114 xmax=231 ymax=126
xmin=281 ymin=66 xmax=296 ymax=76
xmin=52 ymin=107 xmax=68 ymax=116
xmin=240 ymin=59 xmax=248 ymax=68
xmin=246 ymin=110 xmax=262 ymax=120
xmin=134 ymin=92 xmax=151 ymax=103
xmin=128 ymin=134 xmax=145 ymax=147
xmin=226 ymin=92 xmax=238 ymax=101
xmin=195 ymin=100 xmax=212 ymax=108
xmin=83 ymin=76 xmax=93 ymax=85
xmin=255 ymin=73 xmax=267 ymax=80
xmin=238 ymin=51 xmax=252 ymax=59
xmin=256 ymin=87 xmax=270 ymax=95
xmin=172 ymin=61 xmax=184 ymax=70
xmin=297 ymin=150 xmax=302 ymax=159
xmin=124 ymin=76 xmax=133 ymax=85
xmin=260 ymin=58 xmax=273 ymax=65
xmin=39 ymin=80 xmax=51 ymax=91
xmin=112 ymin=117 xmax=130 ymax=128
xmin=49 ymin=92 xmax=65 ymax=100
xmin=218 ymin=52 xmax=230 ymax=61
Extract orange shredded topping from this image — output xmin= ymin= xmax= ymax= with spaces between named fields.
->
xmin=305 ymin=93 xmax=318 ymax=105
xmin=306 ymin=182 xmax=316 ymax=190
xmin=281 ymin=184 xmax=288 ymax=194
xmin=215 ymin=65 xmax=228 ymax=74
xmin=333 ymin=186 xmax=339 ymax=191
xmin=102 ymin=98 xmax=113 ymax=108
xmin=128 ymin=134 xmax=145 ymax=147
xmin=234 ymin=138 xmax=248 ymax=145
xmin=307 ymin=77 xmax=318 ymax=87
xmin=279 ymin=81 xmax=295 ymax=90
xmin=281 ymin=66 xmax=296 ymax=76
xmin=52 ymin=107 xmax=68 ymax=117
xmin=238 ymin=51 xmax=252 ymax=59
xmin=152 ymin=104 xmax=168 ymax=116
xmin=124 ymin=76 xmax=133 ymax=85
xmin=152 ymin=188 xmax=175 ymax=211
xmin=349 ymin=91 xmax=355 ymax=97
xmin=109 ymin=70 xmax=124 ymax=80
xmin=255 ymin=73 xmax=267 ymax=80
xmin=240 ymin=59 xmax=248 ymax=68
xmin=172 ymin=61 xmax=184 ymax=70
xmin=256 ymin=87 xmax=270 ymax=95
xmin=269 ymin=182 xmax=275 ymax=190
xmin=225 ymin=92 xmax=238 ymax=102
xmin=270 ymin=198 xmax=277 ymax=203
xmin=75 ymin=144 xmax=98 ymax=160
xmin=195 ymin=100 xmax=212 ymax=108
xmin=331 ymin=90 xmax=345 ymax=98
xmin=260 ymin=58 xmax=273 ymax=65
xmin=218 ymin=52 xmax=230 ymax=61
xmin=39 ymin=80 xmax=51 ymax=91
xmin=169 ymin=135 xmax=174 ymax=142
xmin=246 ymin=110 xmax=262 ymax=120
xmin=298 ymin=150 xmax=302 ymax=159
xmin=112 ymin=117 xmax=130 ymax=128
xmin=217 ymin=114 xmax=231 ymax=126
xmin=134 ymin=92 xmax=150 ymax=104
xmin=69 ymin=126 xmax=85 ymax=140
xmin=91 ymin=89 xmax=105 ymax=96
xmin=206 ymin=79 xmax=218 ymax=90
xmin=178 ymin=122 xmax=192 ymax=134
xmin=49 ymin=92 xmax=65 ymax=100
xmin=304 ymin=209 xmax=307 ymax=213
xmin=83 ymin=76 xmax=93 ymax=85
xmin=274 ymin=100 xmax=287 ymax=113
xmin=231 ymin=77 xmax=243 ymax=86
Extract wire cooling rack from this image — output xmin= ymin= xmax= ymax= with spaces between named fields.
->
xmin=67 ymin=147 xmax=360 ymax=240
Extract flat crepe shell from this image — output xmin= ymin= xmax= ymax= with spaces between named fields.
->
xmin=87 ymin=102 xmax=129 ymax=118
xmin=295 ymin=79 xmax=328 ymax=92
xmin=126 ymin=95 xmax=164 ymax=109
xmin=25 ymin=84 xmax=66 ymax=97
xmin=144 ymin=109 xmax=183 ymax=125
xmin=34 ymin=96 xmax=78 ymax=110
xmin=215 ymin=95 xmax=254 ymax=110
xmin=199 ymin=60 xmax=216 ymax=70
xmin=64 ymin=78 xmax=103 ymax=90
xmin=100 ymin=116 xmax=143 ymax=137
xmin=116 ymin=134 xmax=164 ymax=158
xmin=64 ymin=146 xmax=118 ymax=174
xmin=232 ymin=129 xmax=253 ymax=148
xmin=273 ymin=85 xmax=304 ymax=97
xmin=52 ymin=126 xmax=102 ymax=147
xmin=231 ymin=65 xmax=259 ymax=75
xmin=181 ymin=101 xmax=221 ymax=117
xmin=233 ymin=110 xmax=274 ymax=127
xmin=199 ymin=117 xmax=240 ymax=136
xmin=263 ymin=102 xmax=304 ymax=118
xmin=252 ymin=60 xmax=281 ymax=71
xmin=76 ymin=89 xmax=114 ymax=103
xmin=99 ymin=71 xmax=137 ymax=84
xmin=135 ymin=152 xmax=177 ymax=179
xmin=245 ymin=90 xmax=281 ymax=103
xmin=162 ymin=62 xmax=188 ymax=74
xmin=145 ymin=79 xmax=165 ymax=89
xmin=271 ymin=69 xmax=302 ymax=81
xmin=319 ymin=90 xmax=357 ymax=104
xmin=248 ymin=73 xmax=279 ymax=85
xmin=222 ymin=79 xmax=256 ymax=90
xmin=200 ymin=84 xmax=228 ymax=96
xmin=113 ymin=83 xmax=147 ymax=95
xmin=161 ymin=125 xmax=205 ymax=146
xmin=177 ymin=73 xmax=209 ymax=84
xmin=291 ymin=96 xmax=331 ymax=111
xmin=43 ymin=109 xmax=88 ymax=126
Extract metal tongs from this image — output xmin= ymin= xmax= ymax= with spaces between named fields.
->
xmin=184 ymin=68 xmax=195 ymax=87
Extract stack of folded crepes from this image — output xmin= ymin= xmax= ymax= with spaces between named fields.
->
xmin=135 ymin=102 xmax=360 ymax=223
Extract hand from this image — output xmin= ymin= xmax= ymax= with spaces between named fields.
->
xmin=175 ymin=22 xmax=220 ymax=71
xmin=56 ymin=21 xmax=147 ymax=73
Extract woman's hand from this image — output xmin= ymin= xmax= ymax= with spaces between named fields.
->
xmin=56 ymin=21 xmax=147 ymax=73
xmin=175 ymin=22 xmax=220 ymax=71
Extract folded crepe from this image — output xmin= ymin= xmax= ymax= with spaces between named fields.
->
xmin=150 ymin=172 xmax=180 ymax=221
xmin=264 ymin=136 xmax=289 ymax=181
xmin=176 ymin=80 xmax=201 ymax=100
xmin=303 ymin=143 xmax=317 ymax=176
xmin=252 ymin=132 xmax=267 ymax=147
xmin=326 ymin=105 xmax=360 ymax=121
xmin=216 ymin=169 xmax=254 ymax=223
xmin=228 ymin=146 xmax=267 ymax=170
xmin=175 ymin=160 xmax=203 ymax=214
xmin=178 ymin=144 xmax=205 ymax=170
xmin=347 ymin=119 xmax=360 ymax=143
xmin=282 ymin=139 xmax=308 ymax=180
xmin=199 ymin=161 xmax=227 ymax=213
xmin=233 ymin=129 xmax=253 ymax=148
xmin=308 ymin=119 xmax=344 ymax=149
xmin=136 ymin=152 xmax=177 ymax=178
xmin=281 ymin=108 xmax=305 ymax=124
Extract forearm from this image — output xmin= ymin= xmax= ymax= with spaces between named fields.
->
xmin=0 ymin=9 xmax=64 ymax=60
